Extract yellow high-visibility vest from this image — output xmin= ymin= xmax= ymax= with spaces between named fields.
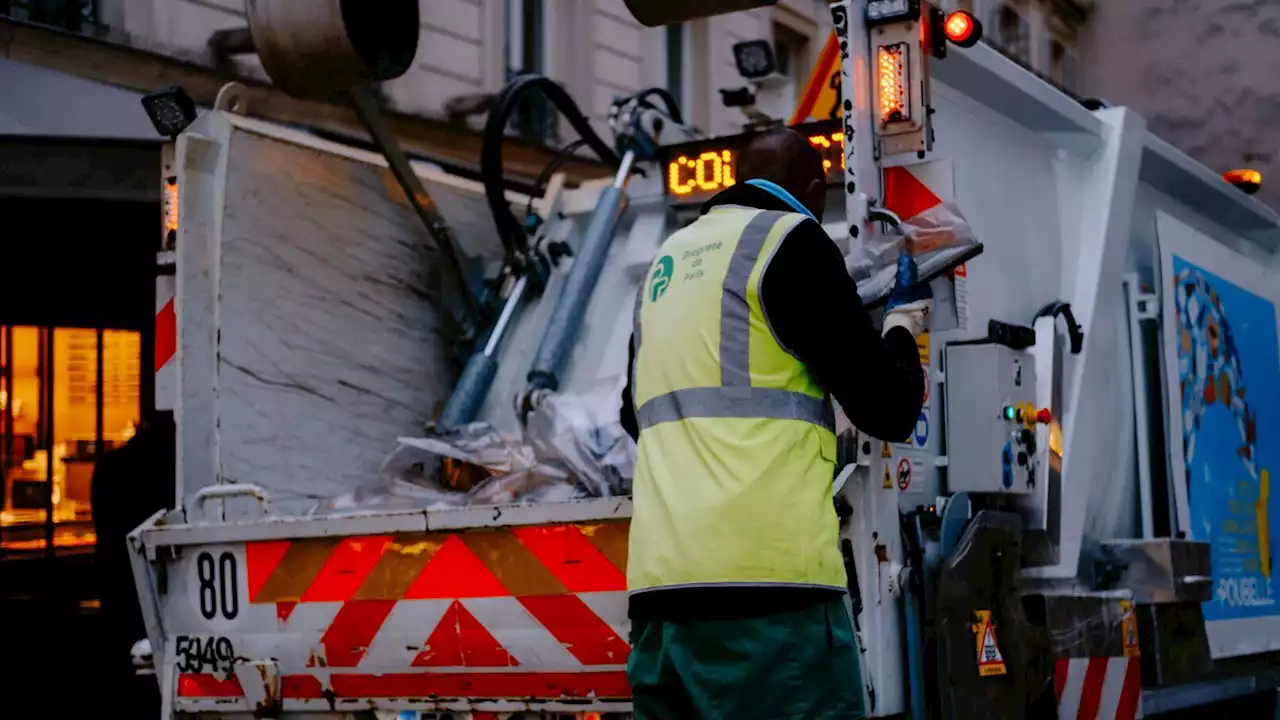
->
xmin=628 ymin=207 xmax=846 ymax=594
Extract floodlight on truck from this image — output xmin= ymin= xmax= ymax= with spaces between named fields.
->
xmin=732 ymin=39 xmax=777 ymax=80
xmin=141 ymin=86 xmax=198 ymax=139
xmin=866 ymin=0 xmax=920 ymax=25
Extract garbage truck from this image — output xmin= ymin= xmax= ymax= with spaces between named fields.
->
xmin=128 ymin=0 xmax=1280 ymax=717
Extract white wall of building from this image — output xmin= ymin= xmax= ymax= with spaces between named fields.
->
xmin=92 ymin=0 xmax=835 ymax=140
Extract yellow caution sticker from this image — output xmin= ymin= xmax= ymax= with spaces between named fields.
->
xmin=917 ymin=332 xmax=931 ymax=366
xmin=973 ymin=610 xmax=1007 ymax=677
xmin=883 ymin=464 xmax=893 ymax=489
xmin=881 ymin=441 xmax=893 ymax=459
xmin=1120 ymin=600 xmax=1140 ymax=658
xmin=1259 ymin=469 xmax=1271 ymax=581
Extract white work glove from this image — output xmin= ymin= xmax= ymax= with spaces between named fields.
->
xmin=882 ymin=253 xmax=933 ymax=339
xmin=883 ymin=299 xmax=933 ymax=338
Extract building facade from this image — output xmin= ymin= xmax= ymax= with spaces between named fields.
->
xmin=943 ymin=0 xmax=1090 ymax=93
xmin=1079 ymin=0 xmax=1280 ymax=209
xmin=74 ymin=0 xmax=836 ymax=139
xmin=5 ymin=0 xmax=1096 ymax=139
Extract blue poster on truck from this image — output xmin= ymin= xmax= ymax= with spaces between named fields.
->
xmin=1159 ymin=211 xmax=1280 ymax=658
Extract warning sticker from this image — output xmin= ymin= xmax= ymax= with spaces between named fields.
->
xmin=974 ymin=610 xmax=1007 ymax=677
xmin=896 ymin=458 xmax=912 ymax=491
xmin=881 ymin=441 xmax=893 ymax=459
xmin=883 ymin=464 xmax=893 ymax=489
xmin=917 ymin=334 xmax=931 ymax=406
xmin=790 ymin=31 xmax=840 ymax=124
xmin=1121 ymin=600 xmax=1140 ymax=658
xmin=893 ymin=411 xmax=930 ymax=451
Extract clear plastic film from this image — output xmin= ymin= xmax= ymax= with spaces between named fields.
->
xmin=847 ymin=199 xmax=979 ymax=308
xmin=311 ymin=385 xmax=635 ymax=514
xmin=525 ymin=382 xmax=635 ymax=497
xmin=310 ymin=426 xmax=582 ymax=514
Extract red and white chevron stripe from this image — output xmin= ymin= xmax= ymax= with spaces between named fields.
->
xmin=1054 ymin=657 xmax=1142 ymax=720
xmin=174 ymin=526 xmax=634 ymax=709
xmin=155 ymin=272 xmax=176 ymax=412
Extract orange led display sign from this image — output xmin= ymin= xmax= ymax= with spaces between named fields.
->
xmin=667 ymin=149 xmax=737 ymax=197
xmin=662 ymin=119 xmax=845 ymax=204
xmin=807 ymin=130 xmax=846 ymax=176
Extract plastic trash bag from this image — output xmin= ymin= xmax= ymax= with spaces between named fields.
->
xmin=310 ymin=424 xmax=585 ymax=514
xmin=847 ymin=200 xmax=979 ymax=307
xmin=526 ymin=384 xmax=636 ymax=497
xmin=310 ymin=382 xmax=636 ymax=514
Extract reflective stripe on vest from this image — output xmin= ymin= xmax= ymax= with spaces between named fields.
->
xmin=637 ymin=386 xmax=834 ymax=431
xmin=632 ymin=210 xmax=834 ymax=432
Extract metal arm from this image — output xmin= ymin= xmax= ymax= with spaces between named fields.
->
xmin=348 ymin=86 xmax=484 ymax=337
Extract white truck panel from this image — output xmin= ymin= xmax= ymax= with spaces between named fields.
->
xmin=174 ymin=111 xmax=510 ymax=516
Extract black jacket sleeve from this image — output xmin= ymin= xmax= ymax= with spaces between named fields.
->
xmin=620 ymin=336 xmax=639 ymax=441
xmin=760 ymin=218 xmax=924 ymax=443
xmin=619 ymin=218 xmax=924 ymax=444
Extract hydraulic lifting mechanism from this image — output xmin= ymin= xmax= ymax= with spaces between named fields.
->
xmin=139 ymin=0 xmax=1242 ymax=717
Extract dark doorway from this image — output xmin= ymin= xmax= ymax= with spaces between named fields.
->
xmin=0 ymin=195 xmax=157 ymax=711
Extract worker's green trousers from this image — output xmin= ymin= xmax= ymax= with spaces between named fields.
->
xmin=627 ymin=597 xmax=867 ymax=720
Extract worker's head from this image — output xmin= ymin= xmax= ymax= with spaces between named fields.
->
xmin=738 ymin=127 xmax=827 ymax=219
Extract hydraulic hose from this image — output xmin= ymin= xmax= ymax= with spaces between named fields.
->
xmin=480 ymin=74 xmax=621 ymax=264
xmin=625 ymin=87 xmax=685 ymax=125
xmin=452 ymin=79 xmax=685 ymax=426
xmin=439 ymin=75 xmax=622 ymax=430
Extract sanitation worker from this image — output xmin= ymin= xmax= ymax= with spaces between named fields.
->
xmin=618 ymin=127 xmax=931 ymax=719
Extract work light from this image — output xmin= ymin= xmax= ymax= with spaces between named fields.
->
xmin=142 ymin=87 xmax=198 ymax=139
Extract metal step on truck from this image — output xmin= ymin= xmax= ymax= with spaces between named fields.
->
xmin=128 ymin=0 xmax=1280 ymax=717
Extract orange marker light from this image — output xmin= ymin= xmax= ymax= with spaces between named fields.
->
xmin=164 ymin=177 xmax=179 ymax=232
xmin=1224 ymin=168 xmax=1263 ymax=195
xmin=944 ymin=10 xmax=982 ymax=48
xmin=877 ymin=43 xmax=910 ymax=125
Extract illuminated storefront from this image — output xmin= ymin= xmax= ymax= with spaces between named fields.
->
xmin=1 ymin=327 xmax=141 ymax=555
xmin=1 ymin=46 xmax=165 ymax=712
xmin=2 ymin=60 xmax=161 ymax=573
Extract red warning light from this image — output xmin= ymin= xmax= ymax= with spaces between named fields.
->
xmin=944 ymin=11 xmax=982 ymax=48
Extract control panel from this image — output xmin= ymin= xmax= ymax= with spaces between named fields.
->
xmin=943 ymin=343 xmax=1049 ymax=494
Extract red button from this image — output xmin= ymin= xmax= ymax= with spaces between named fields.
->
xmin=1036 ymin=408 xmax=1052 ymax=424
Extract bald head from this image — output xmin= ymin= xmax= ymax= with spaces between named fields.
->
xmin=738 ymin=127 xmax=827 ymax=218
